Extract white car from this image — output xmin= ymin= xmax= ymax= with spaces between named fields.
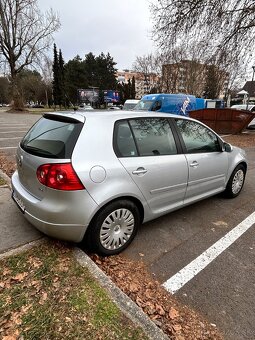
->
xmin=231 ymin=104 xmax=255 ymax=128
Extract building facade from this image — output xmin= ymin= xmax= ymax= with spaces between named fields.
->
xmin=116 ymin=70 xmax=160 ymax=99
xmin=162 ymin=60 xmax=228 ymax=99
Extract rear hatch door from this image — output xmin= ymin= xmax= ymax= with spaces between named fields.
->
xmin=17 ymin=113 xmax=84 ymax=199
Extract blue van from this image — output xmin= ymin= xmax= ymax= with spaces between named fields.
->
xmin=134 ymin=93 xmax=205 ymax=116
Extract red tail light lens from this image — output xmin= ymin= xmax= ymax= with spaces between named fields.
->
xmin=37 ymin=163 xmax=85 ymax=191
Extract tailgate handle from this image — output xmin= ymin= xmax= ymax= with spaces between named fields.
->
xmin=132 ymin=167 xmax=147 ymax=175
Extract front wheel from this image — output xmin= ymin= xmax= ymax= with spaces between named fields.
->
xmin=224 ymin=164 xmax=246 ymax=198
xmin=87 ymin=200 xmax=140 ymax=256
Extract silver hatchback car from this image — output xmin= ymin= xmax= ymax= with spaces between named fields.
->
xmin=12 ymin=111 xmax=247 ymax=255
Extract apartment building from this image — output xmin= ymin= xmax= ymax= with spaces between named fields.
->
xmin=116 ymin=70 xmax=160 ymax=99
xmin=162 ymin=60 xmax=206 ymax=96
xmin=162 ymin=59 xmax=228 ymax=99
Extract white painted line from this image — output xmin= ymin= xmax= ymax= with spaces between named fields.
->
xmin=0 ymin=146 xmax=17 ymax=149
xmin=163 ymin=211 xmax=255 ymax=294
xmin=0 ymin=131 xmax=27 ymax=134
xmin=0 ymin=124 xmax=27 ymax=126
xmin=0 ymin=137 xmax=21 ymax=141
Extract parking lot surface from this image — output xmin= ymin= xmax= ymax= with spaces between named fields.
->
xmin=123 ymin=148 xmax=255 ymax=340
xmin=0 ymin=109 xmax=41 ymax=161
xmin=1 ymin=109 xmax=255 ymax=339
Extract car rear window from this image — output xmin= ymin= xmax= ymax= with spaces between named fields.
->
xmin=20 ymin=115 xmax=83 ymax=159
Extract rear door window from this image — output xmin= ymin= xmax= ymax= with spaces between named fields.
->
xmin=114 ymin=118 xmax=177 ymax=157
xmin=129 ymin=118 xmax=177 ymax=156
xmin=20 ymin=115 xmax=83 ymax=158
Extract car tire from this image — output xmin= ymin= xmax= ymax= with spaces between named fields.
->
xmin=87 ymin=200 xmax=140 ymax=256
xmin=224 ymin=164 xmax=246 ymax=198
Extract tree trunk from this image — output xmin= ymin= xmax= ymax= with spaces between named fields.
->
xmin=11 ymin=76 xmax=25 ymax=111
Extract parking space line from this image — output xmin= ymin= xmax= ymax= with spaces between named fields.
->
xmin=163 ymin=211 xmax=255 ymax=294
xmin=0 ymin=124 xmax=27 ymax=126
xmin=0 ymin=147 xmax=17 ymax=150
xmin=0 ymin=137 xmax=22 ymax=141
xmin=0 ymin=130 xmax=27 ymax=133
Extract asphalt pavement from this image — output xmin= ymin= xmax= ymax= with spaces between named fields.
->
xmin=0 ymin=172 xmax=42 ymax=253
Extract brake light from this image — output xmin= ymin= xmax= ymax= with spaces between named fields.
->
xmin=37 ymin=163 xmax=85 ymax=191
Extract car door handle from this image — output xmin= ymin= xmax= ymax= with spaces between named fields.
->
xmin=189 ymin=161 xmax=199 ymax=168
xmin=132 ymin=167 xmax=148 ymax=175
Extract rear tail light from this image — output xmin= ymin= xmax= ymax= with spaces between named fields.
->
xmin=37 ymin=163 xmax=85 ymax=191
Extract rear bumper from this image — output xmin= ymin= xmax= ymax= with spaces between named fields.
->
xmin=11 ymin=171 xmax=98 ymax=243
xmin=24 ymin=211 xmax=86 ymax=242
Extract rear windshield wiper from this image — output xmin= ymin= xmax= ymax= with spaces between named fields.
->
xmin=22 ymin=145 xmax=55 ymax=157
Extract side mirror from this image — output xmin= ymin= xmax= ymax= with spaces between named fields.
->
xmin=223 ymin=142 xmax=233 ymax=152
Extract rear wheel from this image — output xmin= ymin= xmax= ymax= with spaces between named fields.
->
xmin=224 ymin=164 xmax=245 ymax=198
xmin=88 ymin=200 xmax=140 ymax=255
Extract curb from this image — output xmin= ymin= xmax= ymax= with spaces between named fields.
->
xmin=0 ymin=238 xmax=47 ymax=260
xmin=74 ymin=248 xmax=169 ymax=340
xmin=0 ymin=168 xmax=11 ymax=188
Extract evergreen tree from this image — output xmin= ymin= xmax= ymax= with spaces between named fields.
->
xmin=64 ymin=51 xmax=118 ymax=105
xmin=52 ymin=44 xmax=60 ymax=106
xmin=131 ymin=76 xmax=136 ymax=98
xmin=65 ymin=55 xmax=88 ymax=105
xmin=52 ymin=45 xmax=68 ymax=107
xmin=58 ymin=49 xmax=66 ymax=107
xmin=204 ymin=65 xmax=220 ymax=99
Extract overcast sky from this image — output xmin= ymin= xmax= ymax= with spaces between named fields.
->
xmin=37 ymin=0 xmax=156 ymax=70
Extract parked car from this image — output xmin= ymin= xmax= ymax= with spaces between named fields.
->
xmin=31 ymin=104 xmax=44 ymax=108
xmin=11 ymin=111 xmax=247 ymax=255
xmin=80 ymin=105 xmax=94 ymax=111
xmin=231 ymin=104 xmax=255 ymax=111
xmin=123 ymin=99 xmax=140 ymax=111
xmin=108 ymin=106 xmax=121 ymax=110
xmin=231 ymin=104 xmax=255 ymax=128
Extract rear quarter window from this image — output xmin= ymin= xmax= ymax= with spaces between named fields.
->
xmin=20 ymin=116 xmax=83 ymax=158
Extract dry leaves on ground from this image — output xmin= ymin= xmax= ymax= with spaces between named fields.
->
xmin=223 ymin=131 xmax=255 ymax=148
xmin=91 ymin=254 xmax=223 ymax=340
xmin=0 ymin=153 xmax=16 ymax=177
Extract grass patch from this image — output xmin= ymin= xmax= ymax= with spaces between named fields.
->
xmin=0 ymin=177 xmax=6 ymax=186
xmin=0 ymin=241 xmax=148 ymax=340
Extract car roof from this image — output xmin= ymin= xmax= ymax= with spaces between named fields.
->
xmin=124 ymin=99 xmax=140 ymax=103
xmin=43 ymin=109 xmax=194 ymax=124
xmin=231 ymin=104 xmax=255 ymax=109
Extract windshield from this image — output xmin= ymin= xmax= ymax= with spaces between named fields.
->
xmin=20 ymin=116 xmax=83 ymax=159
xmin=134 ymin=100 xmax=154 ymax=111
xmin=123 ymin=103 xmax=137 ymax=111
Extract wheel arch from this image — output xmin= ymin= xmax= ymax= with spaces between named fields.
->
xmin=227 ymin=160 xmax=247 ymax=183
xmin=224 ymin=161 xmax=247 ymax=198
xmin=84 ymin=195 xmax=145 ymax=238
xmin=239 ymin=161 xmax=248 ymax=174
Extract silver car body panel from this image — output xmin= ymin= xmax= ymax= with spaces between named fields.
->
xmin=11 ymin=110 xmax=247 ymax=242
xmin=119 ymin=154 xmax=188 ymax=215
xmin=71 ymin=114 xmax=152 ymax=219
xmin=12 ymin=169 xmax=98 ymax=242
xmin=184 ymin=151 xmax=228 ymax=203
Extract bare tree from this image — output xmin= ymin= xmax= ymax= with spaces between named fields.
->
xmin=151 ymin=0 xmax=255 ymax=84
xmin=0 ymin=0 xmax=60 ymax=110
xmin=40 ymin=55 xmax=53 ymax=107
xmin=134 ymin=47 xmax=207 ymax=96
xmin=133 ymin=54 xmax=162 ymax=93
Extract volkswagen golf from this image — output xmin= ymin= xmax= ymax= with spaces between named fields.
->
xmin=11 ymin=111 xmax=247 ymax=255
